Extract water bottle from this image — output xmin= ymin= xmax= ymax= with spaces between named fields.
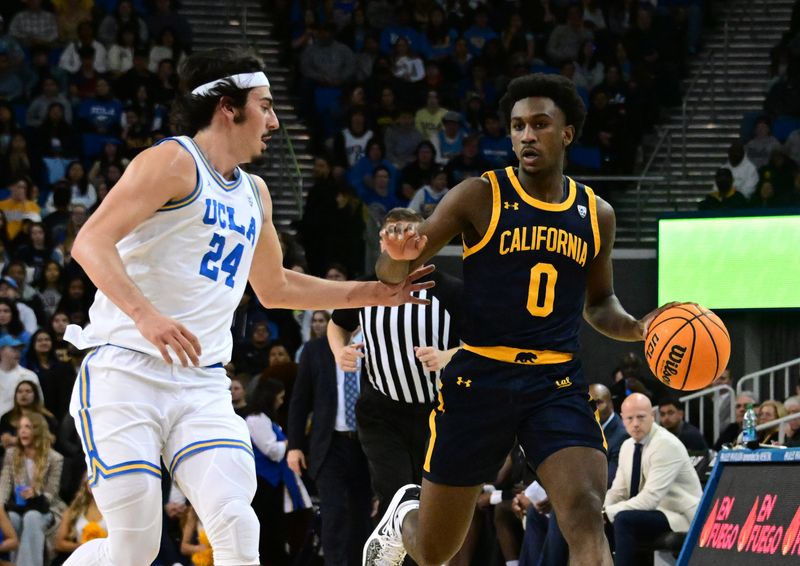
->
xmin=742 ymin=403 xmax=758 ymax=448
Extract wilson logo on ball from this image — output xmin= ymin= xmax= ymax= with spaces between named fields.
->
xmin=661 ymin=344 xmax=687 ymax=384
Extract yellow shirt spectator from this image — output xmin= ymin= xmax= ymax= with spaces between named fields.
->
xmin=0 ymin=178 xmax=42 ymax=240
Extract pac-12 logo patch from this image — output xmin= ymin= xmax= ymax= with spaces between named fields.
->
xmin=577 ymin=205 xmax=587 ymax=218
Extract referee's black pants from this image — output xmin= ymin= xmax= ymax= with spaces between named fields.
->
xmin=356 ymin=384 xmax=435 ymax=517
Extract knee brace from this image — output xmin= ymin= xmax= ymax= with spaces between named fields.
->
xmin=202 ymin=497 xmax=260 ymax=566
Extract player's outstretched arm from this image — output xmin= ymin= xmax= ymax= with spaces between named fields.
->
xmin=71 ymin=143 xmax=202 ymax=366
xmin=247 ymin=175 xmax=434 ymax=309
xmin=376 ymin=176 xmax=489 ymax=284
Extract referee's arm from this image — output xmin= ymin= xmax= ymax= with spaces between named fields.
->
xmin=327 ymin=317 xmax=362 ymax=373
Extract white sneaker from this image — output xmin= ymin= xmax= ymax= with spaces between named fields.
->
xmin=362 ymin=484 xmax=421 ymax=566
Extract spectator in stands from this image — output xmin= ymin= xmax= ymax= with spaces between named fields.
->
xmin=0 ymin=268 xmax=39 ymax=333
xmin=604 ymin=393 xmax=702 ymax=566
xmin=783 ymin=127 xmax=800 ymax=167
xmin=722 ymin=140 xmax=759 ymax=199
xmin=399 ymin=140 xmax=437 ymax=199
xmin=148 ymin=27 xmax=186 ymax=73
xmin=750 ymin=178 xmax=782 ymax=208
xmin=347 ymin=138 xmax=398 ymax=200
xmin=26 ymin=77 xmax=72 ymax=128
xmin=384 ymin=107 xmax=425 ymax=170
xmin=52 ymin=0 xmax=93 ymax=43
xmin=714 ymin=391 xmax=758 ymax=450
xmin=415 ymin=90 xmax=448 ymax=142
xmin=8 ymin=0 xmax=59 ymax=49
xmin=574 ymin=39 xmax=605 ymax=92
xmin=1 ymin=135 xmax=39 ymax=187
xmin=0 ymin=283 xmax=37 ymax=338
xmin=370 ymin=85 xmax=398 ymax=135
xmin=88 ymin=141 xmax=128 ymax=187
xmin=120 ymin=107 xmax=153 ymax=158
xmin=107 ymin=25 xmax=137 ymax=77
xmin=782 ymin=396 xmax=800 ymax=448
xmin=745 ymin=118 xmax=782 ymax=169
xmin=0 ymin=177 xmax=40 ymax=241
xmin=379 ymin=4 xmax=429 ymax=58
xmin=333 ymin=109 xmax=373 ymax=168
xmin=233 ymin=321 xmax=272 ymax=378
xmin=0 ymin=334 xmax=40 ymax=421
xmin=758 ymin=148 xmax=796 ymax=199
xmin=501 ymin=12 xmax=535 ymax=64
xmin=59 ymin=20 xmax=109 ymax=75
xmin=98 ymin=0 xmax=148 ymax=47
xmin=698 ymin=168 xmax=748 ymax=210
xmin=478 ymin=113 xmax=514 ymax=169
xmin=147 ymin=0 xmax=192 ymax=48
xmin=658 ymin=398 xmax=709 ymax=453
xmin=114 ymin=48 xmax=157 ymax=102
xmin=445 ymin=134 xmax=491 ymax=187
xmin=408 ymin=166 xmax=448 ymax=219
xmin=42 ymin=183 xmax=70 ymax=244
xmin=547 ymin=4 xmax=594 ymax=65
xmin=246 ymin=377 xmax=312 ymax=566
xmin=462 ymin=91 xmax=487 ymax=135
xmin=443 ymin=37 xmax=472 ymax=84
xmin=1 ymin=412 xmax=64 ymax=566
xmin=68 ymin=46 xmax=102 ymax=100
xmin=24 ymin=44 xmax=68 ymax=96
xmin=710 ymin=368 xmax=734 ymax=429
xmin=757 ymin=400 xmax=787 ymax=445
xmin=362 ymin=165 xmax=402 ymax=213
xmin=434 ymin=110 xmax=466 ymax=165
xmin=0 ymin=380 xmax=56 ymax=446
xmin=463 ymin=6 xmax=497 ymax=57
xmin=77 ymin=78 xmax=123 ymax=152
xmin=327 ymin=186 xmax=366 ymax=282
xmin=0 ymin=17 xmax=25 ymax=69
xmin=23 ymin=328 xmax=72 ymax=423
xmin=52 ymin=478 xmax=106 ymax=562
xmin=459 ymin=62 xmax=498 ymax=110
xmin=42 ymin=165 xmax=91 ymax=220
xmin=16 ymin=223 xmax=61 ymax=280
xmin=0 ymin=51 xmax=24 ymax=102
xmin=425 ymin=5 xmax=457 ymax=61
xmin=34 ymin=103 xmax=78 ymax=160
xmin=390 ymin=36 xmax=425 ymax=99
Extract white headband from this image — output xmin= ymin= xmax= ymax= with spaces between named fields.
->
xmin=191 ymin=71 xmax=270 ymax=97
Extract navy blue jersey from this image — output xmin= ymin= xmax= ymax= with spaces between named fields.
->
xmin=461 ymin=167 xmax=601 ymax=354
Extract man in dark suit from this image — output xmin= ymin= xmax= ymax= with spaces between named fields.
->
xmin=287 ymin=337 xmax=372 ymax=566
xmin=592 ymin=383 xmax=629 ymax=484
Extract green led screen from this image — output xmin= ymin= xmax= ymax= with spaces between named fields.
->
xmin=658 ymin=215 xmax=800 ymax=310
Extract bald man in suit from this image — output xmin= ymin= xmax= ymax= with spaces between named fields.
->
xmin=604 ymin=393 xmax=702 ymax=566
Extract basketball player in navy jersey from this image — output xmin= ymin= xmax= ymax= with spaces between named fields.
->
xmin=363 ymin=74 xmax=674 ymax=566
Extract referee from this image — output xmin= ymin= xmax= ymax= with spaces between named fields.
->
xmin=329 ymin=208 xmax=463 ymax=517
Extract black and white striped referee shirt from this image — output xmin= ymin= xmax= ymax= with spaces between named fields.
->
xmin=331 ymin=271 xmax=463 ymax=404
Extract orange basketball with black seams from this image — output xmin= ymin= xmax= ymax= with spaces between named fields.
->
xmin=644 ymin=303 xmax=731 ymax=391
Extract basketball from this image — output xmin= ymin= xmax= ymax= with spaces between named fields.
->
xmin=644 ymin=303 xmax=731 ymax=391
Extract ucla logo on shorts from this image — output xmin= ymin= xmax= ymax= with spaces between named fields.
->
xmin=555 ymin=376 xmax=572 ymax=389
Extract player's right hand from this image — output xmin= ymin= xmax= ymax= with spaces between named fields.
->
xmin=135 ymin=310 xmax=202 ymax=367
xmin=287 ymin=449 xmax=306 ymax=474
xmin=380 ymin=221 xmax=428 ymax=261
xmin=335 ymin=342 xmax=365 ymax=372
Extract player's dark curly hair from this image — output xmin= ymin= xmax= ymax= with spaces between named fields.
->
xmin=498 ymin=74 xmax=586 ymax=142
xmin=175 ymin=48 xmax=266 ymax=135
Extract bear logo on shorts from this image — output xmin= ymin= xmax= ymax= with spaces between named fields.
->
xmin=514 ymin=352 xmax=538 ymax=364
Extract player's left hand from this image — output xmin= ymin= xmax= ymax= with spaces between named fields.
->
xmin=637 ymin=301 xmax=686 ymax=340
xmin=379 ymin=221 xmax=428 ymax=261
xmin=20 ymin=487 xmax=35 ymax=499
xmin=377 ymin=264 xmax=436 ymax=306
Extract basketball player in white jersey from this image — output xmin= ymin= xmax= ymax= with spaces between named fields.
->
xmin=62 ymin=48 xmax=434 ymax=566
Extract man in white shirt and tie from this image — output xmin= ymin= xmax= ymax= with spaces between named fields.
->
xmin=604 ymin=393 xmax=702 ymax=566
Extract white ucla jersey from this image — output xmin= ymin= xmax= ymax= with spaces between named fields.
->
xmin=66 ymin=136 xmax=264 ymax=366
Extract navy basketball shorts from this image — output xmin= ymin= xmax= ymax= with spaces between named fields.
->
xmin=422 ymin=349 xmax=607 ymax=486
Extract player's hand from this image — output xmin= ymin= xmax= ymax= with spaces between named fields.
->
xmin=637 ymin=301 xmax=685 ymax=340
xmin=135 ymin=310 xmax=202 ymax=367
xmin=20 ymin=487 xmax=35 ymax=499
xmin=512 ymin=493 xmax=532 ymax=519
xmin=380 ymin=221 xmax=428 ymax=261
xmin=376 ymin=264 xmax=436 ymax=306
xmin=414 ymin=346 xmax=447 ymax=372
xmin=534 ymin=497 xmax=552 ymax=515
xmin=336 ymin=342 xmax=364 ymax=372
xmin=0 ymin=433 xmax=15 ymax=449
xmin=287 ymin=449 xmax=306 ymax=474
xmin=476 ymin=492 xmax=492 ymax=511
